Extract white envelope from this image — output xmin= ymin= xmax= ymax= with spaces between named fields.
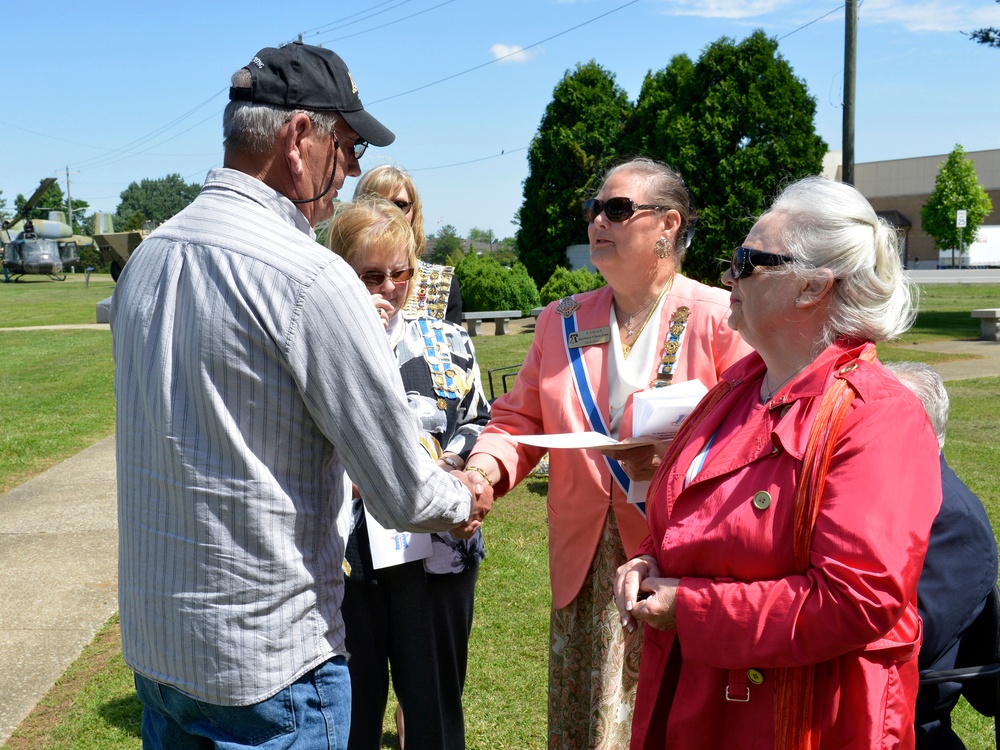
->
xmin=627 ymin=379 xmax=708 ymax=506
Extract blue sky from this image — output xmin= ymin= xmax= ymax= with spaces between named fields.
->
xmin=3 ymin=0 xmax=998 ymax=240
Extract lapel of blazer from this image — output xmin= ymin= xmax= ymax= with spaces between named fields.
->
xmin=563 ymin=287 xmax=614 ymax=432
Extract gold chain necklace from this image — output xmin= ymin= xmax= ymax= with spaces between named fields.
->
xmin=619 ymin=276 xmax=675 ymax=358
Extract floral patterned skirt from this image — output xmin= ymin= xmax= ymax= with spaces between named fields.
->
xmin=548 ymin=508 xmax=643 ymax=749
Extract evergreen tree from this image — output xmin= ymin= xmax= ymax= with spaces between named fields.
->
xmin=622 ymin=30 xmax=827 ymax=283
xmin=516 ymin=61 xmax=632 ymax=285
xmin=426 ymin=224 xmax=464 ymax=264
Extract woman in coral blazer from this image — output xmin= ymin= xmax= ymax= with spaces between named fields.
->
xmin=465 ymin=158 xmax=749 ymax=749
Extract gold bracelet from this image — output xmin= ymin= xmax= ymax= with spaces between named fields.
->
xmin=465 ymin=465 xmax=494 ymax=487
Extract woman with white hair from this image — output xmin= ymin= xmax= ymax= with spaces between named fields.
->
xmin=615 ymin=177 xmax=943 ymax=749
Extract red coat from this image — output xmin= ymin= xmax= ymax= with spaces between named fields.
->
xmin=631 ymin=340 xmax=942 ymax=749
xmin=473 ymin=276 xmax=750 ymax=608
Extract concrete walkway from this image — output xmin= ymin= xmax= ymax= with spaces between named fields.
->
xmin=0 ymin=336 xmax=996 ymax=746
xmin=0 ymin=437 xmax=119 ymax=746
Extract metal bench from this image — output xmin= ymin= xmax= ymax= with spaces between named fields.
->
xmin=462 ymin=310 xmax=521 ymax=336
xmin=972 ymin=308 xmax=1000 ymax=341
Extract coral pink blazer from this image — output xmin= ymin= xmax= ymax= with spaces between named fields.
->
xmin=473 ymin=276 xmax=751 ymax=608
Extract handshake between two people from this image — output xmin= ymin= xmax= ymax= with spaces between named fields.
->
xmin=449 ymin=468 xmax=494 ymax=539
xmin=448 ymin=456 xmax=498 ymax=540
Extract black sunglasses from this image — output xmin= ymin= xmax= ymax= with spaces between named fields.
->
xmin=582 ymin=197 xmax=669 ymax=224
xmin=392 ymin=199 xmax=413 ymax=212
xmin=730 ymin=246 xmax=794 ymax=279
xmin=335 ymin=134 xmax=368 ymax=160
xmin=359 ymin=267 xmax=414 ymax=287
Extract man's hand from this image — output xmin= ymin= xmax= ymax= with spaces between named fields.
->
xmin=449 ymin=469 xmax=493 ymax=539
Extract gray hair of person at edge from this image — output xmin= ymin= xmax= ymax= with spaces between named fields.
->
xmin=884 ymin=361 xmax=950 ymax=450
xmin=766 ymin=176 xmax=916 ymax=349
xmin=599 ymin=156 xmax=697 ymax=266
xmin=222 ymin=67 xmax=340 ymax=155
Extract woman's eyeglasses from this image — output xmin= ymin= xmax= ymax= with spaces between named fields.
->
xmin=392 ymin=200 xmax=413 ymax=212
xmin=582 ymin=197 xmax=669 ymax=224
xmin=359 ymin=267 xmax=414 ymax=287
xmin=730 ymin=246 xmax=794 ymax=279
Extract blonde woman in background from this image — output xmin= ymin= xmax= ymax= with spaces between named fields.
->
xmin=354 ymin=165 xmax=463 ymax=325
xmin=329 ymin=198 xmax=490 ymax=750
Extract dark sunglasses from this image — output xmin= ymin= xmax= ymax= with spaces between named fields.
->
xmin=359 ymin=267 xmax=414 ymax=287
xmin=582 ymin=197 xmax=669 ymax=224
xmin=392 ymin=200 xmax=413 ymax=212
xmin=336 ymin=135 xmax=368 ymax=160
xmin=730 ymin=246 xmax=794 ymax=279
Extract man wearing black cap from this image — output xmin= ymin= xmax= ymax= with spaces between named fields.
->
xmin=110 ymin=42 xmax=491 ymax=749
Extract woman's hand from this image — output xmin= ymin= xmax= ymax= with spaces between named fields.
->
xmin=371 ymin=294 xmax=392 ymax=330
xmin=601 ymin=439 xmax=669 ymax=482
xmin=614 ymin=555 xmax=661 ymax=632
xmin=629 ymin=576 xmax=680 ymax=632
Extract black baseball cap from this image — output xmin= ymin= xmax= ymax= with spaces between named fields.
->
xmin=229 ymin=41 xmax=395 ymax=147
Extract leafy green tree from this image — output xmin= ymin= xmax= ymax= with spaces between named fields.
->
xmin=621 ymin=30 xmax=827 ymax=283
xmin=969 ymin=1 xmax=1000 ymax=47
xmin=455 ymin=251 xmax=541 ymax=315
xmin=920 ymin=145 xmax=994 ymax=261
xmin=517 ymin=61 xmax=632 ymax=286
xmin=114 ymin=173 xmax=201 ymax=230
xmin=0 ymin=190 xmax=9 ymax=224
xmin=426 ymin=224 xmax=465 ymax=264
xmin=539 ymin=266 xmax=606 ymax=305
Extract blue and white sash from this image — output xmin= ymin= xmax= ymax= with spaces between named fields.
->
xmin=560 ymin=300 xmax=641 ymax=515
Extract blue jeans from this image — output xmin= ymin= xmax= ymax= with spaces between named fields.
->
xmin=133 ymin=657 xmax=351 ymax=749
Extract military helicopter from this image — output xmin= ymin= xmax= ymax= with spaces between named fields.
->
xmin=1 ymin=178 xmax=82 ymax=281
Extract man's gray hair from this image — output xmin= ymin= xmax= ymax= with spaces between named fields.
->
xmin=223 ymin=68 xmax=340 ymax=155
xmin=884 ymin=361 xmax=949 ymax=449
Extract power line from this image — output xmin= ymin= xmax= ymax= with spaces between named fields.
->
xmin=313 ymin=0 xmax=459 ymax=45
xmin=777 ymin=2 xmax=859 ymax=41
xmin=294 ymin=0 xmax=416 ymax=40
xmin=407 ymin=146 xmax=528 ymax=172
xmin=367 ymin=0 xmax=641 ymax=105
xmin=69 ymin=89 xmax=227 ymax=172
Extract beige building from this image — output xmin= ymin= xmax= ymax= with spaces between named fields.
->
xmin=826 ymin=149 xmax=1000 ymax=268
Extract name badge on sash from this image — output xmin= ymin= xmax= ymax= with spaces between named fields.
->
xmin=567 ymin=326 xmax=611 ymax=349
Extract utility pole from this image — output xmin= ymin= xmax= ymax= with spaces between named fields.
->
xmin=66 ymin=166 xmax=73 ymax=230
xmin=843 ymin=0 xmax=857 ymax=185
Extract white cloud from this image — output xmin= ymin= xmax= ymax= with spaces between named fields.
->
xmin=858 ymin=0 xmax=1000 ymax=34
xmin=661 ymin=0 xmax=794 ymax=20
xmin=490 ymin=43 xmax=534 ymax=63
xmin=654 ymin=0 xmax=1000 ymax=32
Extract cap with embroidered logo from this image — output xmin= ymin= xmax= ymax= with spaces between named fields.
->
xmin=229 ymin=41 xmax=394 ymax=147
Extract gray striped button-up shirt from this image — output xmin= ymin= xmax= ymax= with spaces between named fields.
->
xmin=110 ymin=168 xmax=472 ymax=706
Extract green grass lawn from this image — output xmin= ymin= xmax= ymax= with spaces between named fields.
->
xmin=1 ymin=283 xmax=998 ymax=748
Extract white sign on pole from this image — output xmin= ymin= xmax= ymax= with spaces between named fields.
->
xmin=957 ymin=210 xmax=968 ymax=228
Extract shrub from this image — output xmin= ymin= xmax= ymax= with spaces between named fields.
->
xmin=539 ymin=266 xmax=605 ymax=305
xmin=456 ymin=252 xmax=541 ymax=315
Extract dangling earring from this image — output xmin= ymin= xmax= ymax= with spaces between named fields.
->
xmin=654 ymin=237 xmax=671 ymax=259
